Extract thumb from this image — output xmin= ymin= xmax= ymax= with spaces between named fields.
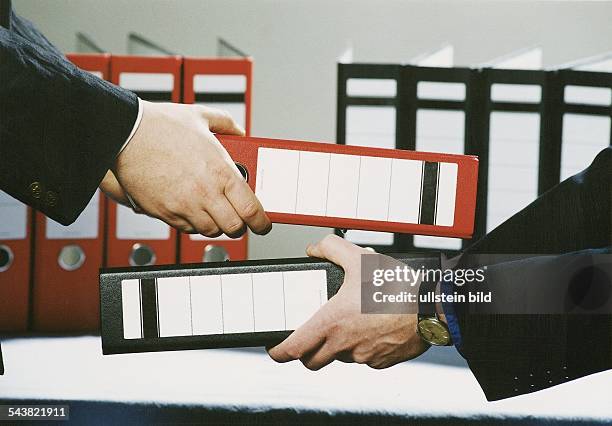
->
xmin=306 ymin=234 xmax=368 ymax=271
xmin=201 ymin=106 xmax=245 ymax=136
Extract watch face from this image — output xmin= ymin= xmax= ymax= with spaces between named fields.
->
xmin=417 ymin=318 xmax=451 ymax=346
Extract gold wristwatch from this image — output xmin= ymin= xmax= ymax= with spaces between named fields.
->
xmin=416 ymin=280 xmax=451 ymax=346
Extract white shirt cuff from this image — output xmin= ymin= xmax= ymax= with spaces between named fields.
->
xmin=117 ymin=97 xmax=144 ymax=156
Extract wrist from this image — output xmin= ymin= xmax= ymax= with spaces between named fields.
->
xmin=435 ymin=282 xmax=447 ymax=325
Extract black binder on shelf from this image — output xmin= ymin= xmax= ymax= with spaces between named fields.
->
xmin=540 ymin=69 xmax=611 ymax=194
xmin=402 ymin=65 xmax=476 ymax=252
xmin=476 ymin=68 xmax=548 ymax=238
xmin=336 ymin=62 xmax=611 ymax=252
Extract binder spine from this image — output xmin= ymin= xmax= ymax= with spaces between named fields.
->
xmin=100 ymin=258 xmax=345 ymax=354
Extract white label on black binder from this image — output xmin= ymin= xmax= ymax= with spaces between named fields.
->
xmin=346 ymin=106 xmax=396 ymax=149
xmin=190 ymin=275 xmax=224 ymax=335
xmin=46 ymin=190 xmax=100 ymax=239
xmin=157 ymin=276 xmax=193 ymax=338
xmin=0 ymin=191 xmax=27 ymax=240
xmin=561 ymin=114 xmax=611 ymax=181
xmin=121 ymin=269 xmax=328 ymax=339
xmin=417 ymin=82 xmax=466 ymax=101
xmin=564 ymin=86 xmax=612 ymax=107
xmin=491 ymin=84 xmax=542 ymax=104
xmin=255 ymin=147 xmax=457 ymax=227
xmin=119 ymin=73 xmax=174 ymax=91
xmin=252 ymin=272 xmax=286 ymax=332
xmin=487 ymin=112 xmax=540 ymax=232
xmin=346 ymin=79 xmax=397 ymax=97
xmin=121 ymin=279 xmax=142 ymax=340
xmin=116 ymin=204 xmax=170 ymax=240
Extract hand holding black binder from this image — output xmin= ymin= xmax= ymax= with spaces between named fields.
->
xmin=99 ymin=252 xmax=440 ymax=355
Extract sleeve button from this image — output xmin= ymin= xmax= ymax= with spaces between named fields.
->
xmin=45 ymin=191 xmax=58 ymax=207
xmin=29 ymin=182 xmax=42 ymax=199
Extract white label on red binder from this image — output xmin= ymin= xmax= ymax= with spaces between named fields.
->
xmin=116 ymin=204 xmax=170 ymax=240
xmin=193 ymin=75 xmax=246 ymax=93
xmin=255 ymin=147 xmax=458 ymax=227
xmin=345 ymin=106 xmax=396 ymax=245
xmin=119 ymin=73 xmax=174 ymax=91
xmin=0 ymin=191 xmax=27 ymax=240
xmin=46 ymin=190 xmax=100 ymax=239
xmin=193 ymin=75 xmax=247 ymax=130
xmin=121 ymin=269 xmax=328 ymax=339
xmin=208 ymin=103 xmax=246 ymax=130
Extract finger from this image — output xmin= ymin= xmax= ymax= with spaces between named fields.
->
xmin=183 ymin=211 xmax=222 ymax=238
xmin=201 ymin=106 xmax=245 ymax=136
xmin=204 ymin=196 xmax=246 ymax=238
xmin=267 ymin=311 xmax=329 ymax=363
xmin=300 ymin=342 xmax=339 ymax=371
xmin=306 ymin=234 xmax=365 ymax=268
xmin=224 ymin=175 xmax=271 ymax=235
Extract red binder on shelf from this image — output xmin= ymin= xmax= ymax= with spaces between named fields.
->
xmin=180 ymin=58 xmax=253 ymax=262
xmin=217 ymin=135 xmax=479 ymax=239
xmin=32 ymin=191 xmax=105 ymax=331
xmin=0 ymin=192 xmax=31 ymax=332
xmin=66 ymin=53 xmax=111 ymax=80
xmin=106 ymin=55 xmax=181 ymax=267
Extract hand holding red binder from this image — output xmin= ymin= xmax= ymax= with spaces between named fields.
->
xmin=113 ymin=101 xmax=270 ymax=238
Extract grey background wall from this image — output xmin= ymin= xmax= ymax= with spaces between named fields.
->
xmin=14 ymin=0 xmax=612 ymax=259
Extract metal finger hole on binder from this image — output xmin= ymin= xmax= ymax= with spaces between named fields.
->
xmin=0 ymin=245 xmax=14 ymax=273
xmin=58 ymin=245 xmax=86 ymax=271
xmin=129 ymin=244 xmax=156 ymax=267
xmin=203 ymin=245 xmax=230 ymax=262
xmin=235 ymin=162 xmax=249 ymax=182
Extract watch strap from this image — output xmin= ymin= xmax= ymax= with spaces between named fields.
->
xmin=417 ymin=277 xmax=438 ymax=320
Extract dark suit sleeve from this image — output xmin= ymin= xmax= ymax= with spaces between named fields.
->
xmin=0 ymin=16 xmax=138 ymax=225
xmin=452 ymin=147 xmax=612 ymax=401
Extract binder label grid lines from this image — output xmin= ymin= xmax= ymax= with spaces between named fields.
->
xmin=121 ymin=269 xmax=328 ymax=340
xmin=255 ymin=147 xmax=458 ymax=227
